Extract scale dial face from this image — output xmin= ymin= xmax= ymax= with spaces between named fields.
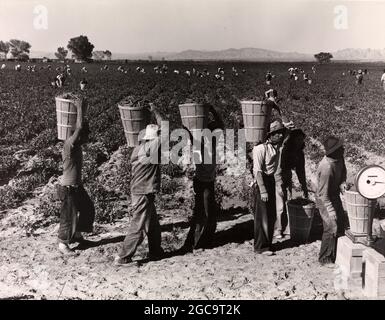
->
xmin=355 ymin=165 xmax=385 ymax=199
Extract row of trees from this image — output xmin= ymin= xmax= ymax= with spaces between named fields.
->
xmin=0 ymin=35 xmax=111 ymax=62
xmin=0 ymin=39 xmax=31 ymax=61
xmin=56 ymin=36 xmax=112 ymax=61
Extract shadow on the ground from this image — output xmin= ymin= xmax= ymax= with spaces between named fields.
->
xmin=217 ymin=207 xmax=250 ymax=223
xmin=273 ymin=212 xmax=324 ymax=251
xmin=73 ymin=236 xmax=125 ymax=251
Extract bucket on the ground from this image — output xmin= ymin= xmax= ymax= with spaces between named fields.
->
xmin=179 ymin=103 xmax=208 ymax=131
xmin=287 ymin=198 xmax=316 ymax=243
xmin=241 ymin=100 xmax=272 ymax=143
xmin=118 ymin=101 xmax=148 ymax=147
xmin=56 ymin=94 xmax=86 ymax=141
xmin=344 ymin=190 xmax=377 ymax=235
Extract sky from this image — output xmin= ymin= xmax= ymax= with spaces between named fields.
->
xmin=1 ymin=0 xmax=385 ymax=54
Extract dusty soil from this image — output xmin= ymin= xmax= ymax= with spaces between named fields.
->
xmin=0 ymin=148 xmax=383 ymax=300
xmin=0 ymin=195 xmax=371 ymax=301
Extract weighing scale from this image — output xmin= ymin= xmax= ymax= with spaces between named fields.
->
xmin=345 ymin=165 xmax=385 ymax=247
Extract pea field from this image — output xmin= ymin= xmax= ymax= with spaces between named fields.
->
xmin=0 ymin=60 xmax=384 ymax=300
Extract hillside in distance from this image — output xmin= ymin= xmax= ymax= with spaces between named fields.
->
xmin=29 ymin=47 xmax=385 ymax=61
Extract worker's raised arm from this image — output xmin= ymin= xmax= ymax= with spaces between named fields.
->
xmin=149 ymin=103 xmax=163 ymax=126
xmin=68 ymin=98 xmax=84 ymax=145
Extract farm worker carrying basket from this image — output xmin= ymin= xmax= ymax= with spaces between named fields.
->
xmin=178 ymin=104 xmax=225 ymax=254
xmin=57 ymin=97 xmax=95 ymax=255
xmin=114 ymin=103 xmax=167 ymax=265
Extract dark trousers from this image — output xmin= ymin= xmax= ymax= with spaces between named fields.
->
xmin=184 ymin=179 xmax=217 ymax=249
xmin=58 ymin=185 xmax=95 ymax=244
xmin=317 ymin=197 xmax=346 ymax=263
xmin=252 ymin=175 xmax=276 ymax=252
xmin=119 ymin=194 xmax=163 ymax=259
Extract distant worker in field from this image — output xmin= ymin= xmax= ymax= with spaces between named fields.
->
xmin=178 ymin=105 xmax=224 ymax=254
xmin=288 ymin=67 xmax=295 ymax=79
xmin=251 ymin=120 xmax=286 ymax=254
xmin=265 ymin=71 xmax=272 ymax=85
xmin=80 ymin=78 xmax=88 ymax=91
xmin=57 ymin=98 xmax=95 ymax=255
xmin=312 ymin=65 xmax=316 ymax=74
xmin=316 ymin=136 xmax=347 ymax=266
xmin=265 ymin=89 xmax=281 ymax=117
xmin=381 ymin=69 xmax=385 ymax=91
xmin=56 ymin=73 xmax=66 ymax=88
xmin=114 ymin=103 xmax=166 ymax=265
xmin=356 ymin=70 xmax=363 ymax=85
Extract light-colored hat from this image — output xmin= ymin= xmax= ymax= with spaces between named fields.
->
xmin=267 ymin=120 xmax=285 ymax=136
xmin=323 ymin=135 xmax=344 ymax=155
xmin=141 ymin=124 xmax=159 ymax=140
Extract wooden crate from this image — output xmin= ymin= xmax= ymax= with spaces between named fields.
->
xmin=336 ymin=236 xmax=366 ymax=279
xmin=363 ymin=248 xmax=385 ymax=298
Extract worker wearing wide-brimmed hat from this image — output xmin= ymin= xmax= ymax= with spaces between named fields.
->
xmin=114 ymin=104 xmax=166 ymax=265
xmin=251 ymin=120 xmax=286 ymax=254
xmin=316 ymin=135 xmax=347 ymax=266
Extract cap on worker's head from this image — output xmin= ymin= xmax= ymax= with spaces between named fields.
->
xmin=141 ymin=124 xmax=160 ymax=141
xmin=323 ymin=135 xmax=344 ymax=156
xmin=267 ymin=120 xmax=285 ymax=136
xmin=281 ymin=116 xmax=295 ymax=129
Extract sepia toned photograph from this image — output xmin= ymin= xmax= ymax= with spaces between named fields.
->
xmin=1 ymin=0 xmax=385 ymax=304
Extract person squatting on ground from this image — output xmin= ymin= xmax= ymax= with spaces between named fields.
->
xmin=57 ymin=98 xmax=95 ymax=255
xmin=251 ymin=120 xmax=286 ymax=254
xmin=179 ymin=104 xmax=224 ymax=253
xmin=316 ymin=136 xmax=348 ymax=265
xmin=114 ymin=103 xmax=166 ymax=265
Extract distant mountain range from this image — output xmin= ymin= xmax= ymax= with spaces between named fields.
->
xmin=29 ymin=48 xmax=385 ymax=61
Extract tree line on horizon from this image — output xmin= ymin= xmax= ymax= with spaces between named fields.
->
xmin=0 ymin=35 xmax=333 ymax=63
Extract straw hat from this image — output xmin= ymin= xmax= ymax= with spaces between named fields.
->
xmin=323 ymin=135 xmax=344 ymax=155
xmin=141 ymin=124 xmax=159 ymax=141
xmin=267 ymin=120 xmax=285 ymax=136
